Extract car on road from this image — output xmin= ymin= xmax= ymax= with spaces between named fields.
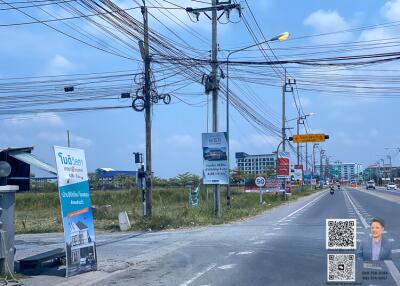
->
xmin=387 ymin=183 xmax=398 ymax=190
xmin=366 ymin=180 xmax=376 ymax=190
xmin=80 ymin=257 xmax=87 ymax=266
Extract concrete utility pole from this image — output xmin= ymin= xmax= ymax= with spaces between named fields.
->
xmin=313 ymin=143 xmax=319 ymax=175
xmin=141 ymin=1 xmax=152 ymax=218
xmin=211 ymin=0 xmax=220 ymax=217
xmin=67 ymin=130 xmax=70 ymax=147
xmin=187 ymin=0 xmax=241 ymax=217
xmin=305 ymin=143 xmax=308 ymax=171
xmin=282 ymin=70 xmax=287 ymax=152
xmin=297 ymin=117 xmax=301 ymax=165
xmin=320 ymin=149 xmax=325 ymax=181
xmin=282 ymin=73 xmax=296 ymax=152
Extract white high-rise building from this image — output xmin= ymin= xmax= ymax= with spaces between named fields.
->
xmin=235 ymin=152 xmax=276 ymax=174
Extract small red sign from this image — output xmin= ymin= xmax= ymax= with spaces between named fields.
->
xmin=277 ymin=158 xmax=290 ymax=177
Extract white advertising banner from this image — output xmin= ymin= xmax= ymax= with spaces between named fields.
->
xmin=202 ymin=132 xmax=229 ymax=185
xmin=54 ymin=146 xmax=97 ymax=277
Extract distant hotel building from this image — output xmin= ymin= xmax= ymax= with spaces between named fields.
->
xmin=317 ymin=161 xmax=363 ymax=182
xmin=235 ymin=152 xmax=276 ymax=174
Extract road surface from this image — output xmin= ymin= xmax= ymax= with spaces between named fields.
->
xmin=16 ymin=187 xmax=400 ymax=286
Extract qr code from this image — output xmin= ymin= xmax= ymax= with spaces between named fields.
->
xmin=326 ymin=219 xmax=356 ymax=250
xmin=327 ymin=254 xmax=355 ymax=282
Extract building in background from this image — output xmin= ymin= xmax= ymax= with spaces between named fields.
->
xmin=95 ymin=168 xmax=137 ymax=182
xmin=332 ymin=162 xmax=363 ymax=182
xmin=235 ymin=152 xmax=276 ymax=175
xmin=315 ymin=161 xmax=363 ymax=182
xmin=364 ymin=165 xmax=400 ymax=184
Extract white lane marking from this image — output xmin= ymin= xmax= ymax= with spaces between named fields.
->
xmin=392 ymin=249 xmax=400 ymax=254
xmin=284 ymin=192 xmax=326 ymax=219
xmin=273 ymin=227 xmax=281 ymax=230
xmin=385 ymin=260 xmax=400 ymax=286
xmin=279 ymin=223 xmax=288 ymax=225
xmin=357 ymin=232 xmax=365 ymax=235
xmin=344 ymin=192 xmax=369 ymax=229
xmin=218 ymin=264 xmax=236 ymax=270
xmin=389 ymin=238 xmax=396 ymax=242
xmin=179 ymin=263 xmax=217 ymax=286
xmin=348 ymin=190 xmax=400 ymax=285
xmin=236 ymin=251 xmax=254 ymax=255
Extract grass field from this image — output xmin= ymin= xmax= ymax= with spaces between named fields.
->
xmin=15 ymin=186 xmax=320 ymax=234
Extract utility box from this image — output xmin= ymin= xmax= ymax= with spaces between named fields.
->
xmin=0 ymin=185 xmax=18 ymax=275
xmin=0 ymin=230 xmax=5 ymax=259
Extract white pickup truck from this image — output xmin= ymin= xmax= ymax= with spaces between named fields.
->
xmin=366 ymin=180 xmax=375 ymax=190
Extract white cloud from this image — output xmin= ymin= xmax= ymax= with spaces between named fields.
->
xmin=5 ymin=113 xmax=63 ymax=128
xmin=382 ymin=0 xmax=400 ymax=21
xmin=166 ymin=134 xmax=195 ymax=146
xmin=304 ymin=10 xmax=352 ymax=44
xmin=44 ymin=55 xmax=74 ymax=75
xmin=37 ymin=132 xmax=92 ymax=147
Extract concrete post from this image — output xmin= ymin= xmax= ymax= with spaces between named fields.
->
xmin=0 ymin=185 xmax=18 ymax=275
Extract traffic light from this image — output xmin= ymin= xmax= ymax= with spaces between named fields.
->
xmin=134 ymin=152 xmax=143 ymax=164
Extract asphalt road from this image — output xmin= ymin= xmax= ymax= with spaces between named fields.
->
xmin=16 ymin=187 xmax=400 ymax=286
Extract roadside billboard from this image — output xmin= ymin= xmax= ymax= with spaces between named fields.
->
xmin=304 ymin=172 xmax=312 ymax=184
xmin=277 ymin=152 xmax=290 ymax=178
xmin=244 ymin=179 xmax=281 ymax=193
xmin=54 ymin=146 xmax=97 ymax=277
xmin=202 ymin=132 xmax=229 ymax=185
xmin=294 ymin=164 xmax=304 ymax=181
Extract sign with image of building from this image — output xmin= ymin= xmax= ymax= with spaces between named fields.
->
xmin=54 ymin=146 xmax=97 ymax=277
xmin=202 ymin=132 xmax=229 ymax=185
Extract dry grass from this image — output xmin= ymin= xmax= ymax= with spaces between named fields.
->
xmin=15 ymin=186 xmax=319 ymax=234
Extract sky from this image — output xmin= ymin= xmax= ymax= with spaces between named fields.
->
xmin=1 ymin=0 xmax=400 ymax=178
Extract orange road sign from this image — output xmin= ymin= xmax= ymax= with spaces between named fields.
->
xmin=291 ymin=134 xmax=329 ymax=143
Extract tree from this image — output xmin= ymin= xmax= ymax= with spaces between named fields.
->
xmin=261 ymin=166 xmax=276 ymax=179
xmin=230 ymin=169 xmax=246 ymax=185
xmin=169 ymin=172 xmax=201 ymax=186
xmin=113 ymin=174 xmax=135 ymax=189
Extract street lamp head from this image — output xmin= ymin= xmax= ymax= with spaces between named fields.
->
xmin=269 ymin=32 xmax=290 ymax=42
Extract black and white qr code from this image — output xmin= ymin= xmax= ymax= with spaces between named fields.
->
xmin=327 ymin=254 xmax=355 ymax=282
xmin=326 ymin=219 xmax=356 ymax=250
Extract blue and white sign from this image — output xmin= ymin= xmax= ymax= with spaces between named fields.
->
xmin=54 ymin=146 xmax=97 ymax=277
xmin=304 ymin=172 xmax=312 ymax=184
xmin=202 ymin=132 xmax=229 ymax=185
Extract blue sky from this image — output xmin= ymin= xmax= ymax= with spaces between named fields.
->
xmin=1 ymin=0 xmax=400 ymax=178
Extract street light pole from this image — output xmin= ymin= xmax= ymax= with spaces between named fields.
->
xmin=282 ymin=69 xmax=286 ymax=152
xmin=225 ymin=32 xmax=289 ymax=207
xmin=297 ymin=117 xmax=300 ymax=165
xmin=313 ymin=143 xmax=319 ymax=176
